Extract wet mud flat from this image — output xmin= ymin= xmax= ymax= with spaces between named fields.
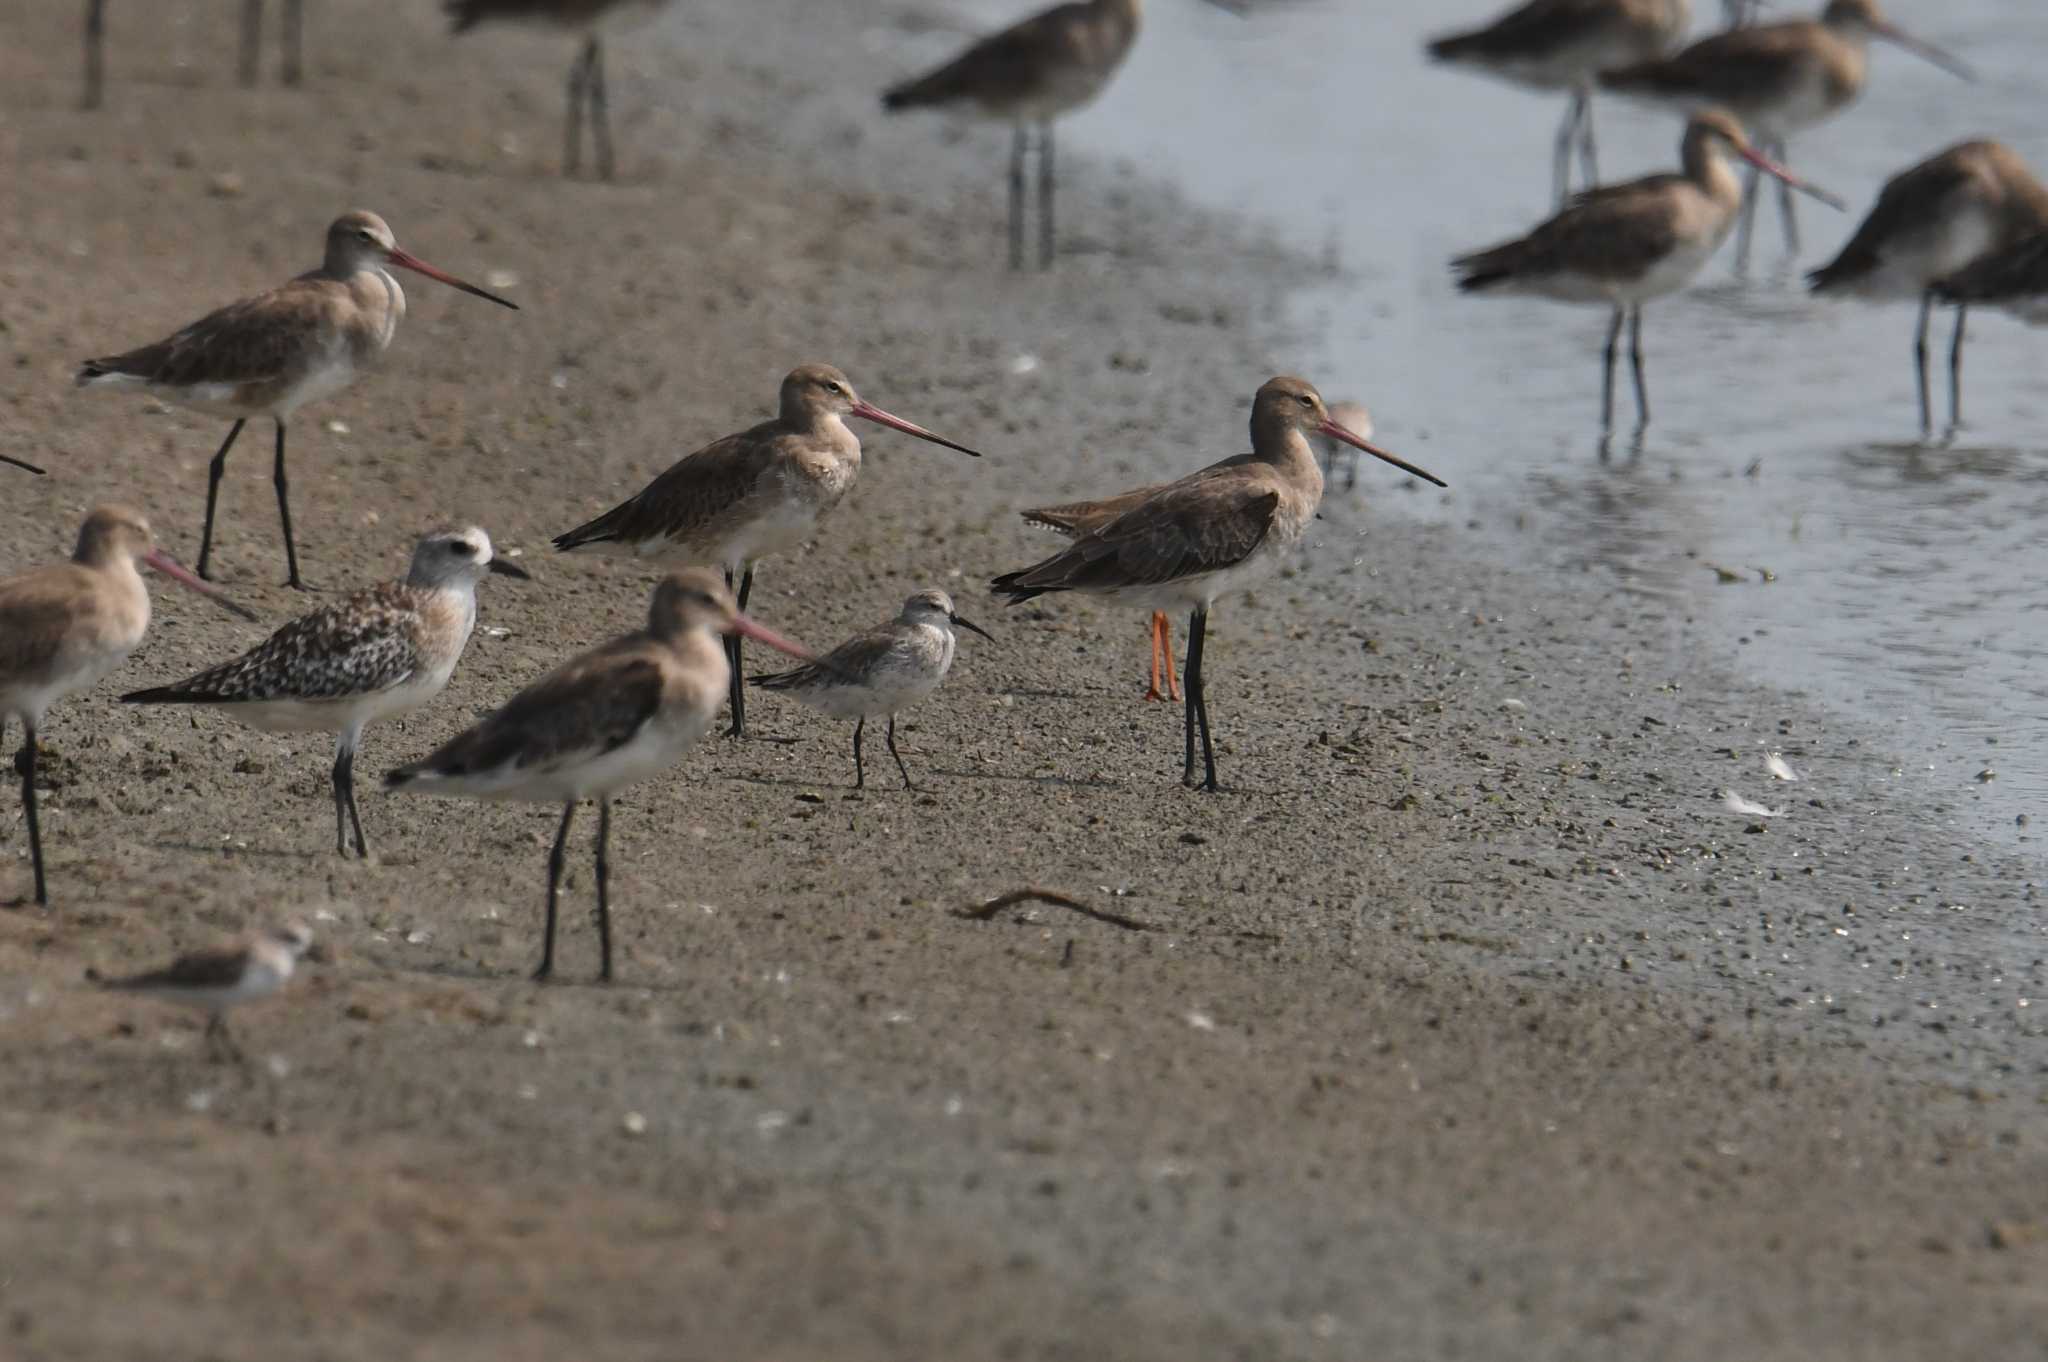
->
xmin=0 ymin=1 xmax=2044 ymax=1358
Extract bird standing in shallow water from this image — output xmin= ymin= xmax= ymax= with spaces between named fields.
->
xmin=883 ymin=0 xmax=1237 ymax=268
xmin=1454 ymin=111 xmax=1843 ymax=440
xmin=122 ymin=527 xmax=528 ymax=858
xmin=1 ymin=506 xmax=254 ymax=906
xmin=753 ymin=589 xmax=992 ymax=791
xmin=551 ymin=365 xmax=982 ymax=741
xmin=75 ymin=211 xmax=517 ymax=590
xmin=993 ymin=378 xmax=1444 ymax=792
xmin=385 ymin=569 xmax=816 ymax=984
xmin=1427 ymin=0 xmax=1692 ymax=207
xmin=1808 ymin=141 xmax=2048 ymax=439
xmin=1599 ymin=0 xmax=1972 ymax=272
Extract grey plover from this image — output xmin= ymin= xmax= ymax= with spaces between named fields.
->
xmin=122 ymin=527 xmax=528 ymax=858
xmin=1454 ymin=112 xmax=1842 ymax=437
xmin=1 ymin=506 xmax=254 ymax=905
xmin=552 ymin=364 xmax=981 ymax=739
xmin=994 ymin=378 xmax=1442 ymax=791
xmin=91 ymin=920 xmax=314 ymax=1063
xmin=1809 ymin=142 xmax=2048 ymax=438
xmin=384 ymin=569 xmax=817 ymax=983
xmin=76 ymin=211 xmax=517 ymax=589
xmin=752 ymin=589 xmax=991 ymax=791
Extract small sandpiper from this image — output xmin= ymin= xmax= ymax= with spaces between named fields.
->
xmin=122 ymin=527 xmax=528 ymax=858
xmin=91 ymin=921 xmax=315 ymax=1063
xmin=752 ymin=589 xmax=991 ymax=791
xmin=384 ymin=569 xmax=816 ymax=984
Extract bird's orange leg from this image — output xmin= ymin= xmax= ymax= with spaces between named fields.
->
xmin=1162 ymin=612 xmax=1181 ymax=701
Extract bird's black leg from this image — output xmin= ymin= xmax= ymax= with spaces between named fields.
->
xmin=852 ymin=717 xmax=866 ymax=790
xmin=565 ymin=37 xmax=591 ymax=177
xmin=16 ymin=720 xmax=45 ymax=906
xmin=1039 ymin=122 xmax=1056 ymax=270
xmin=725 ymin=565 xmax=753 ymax=738
xmin=536 ymin=803 xmax=576 ymax=982
xmin=1600 ymin=306 xmax=1625 ymax=435
xmin=1735 ymin=160 xmax=1761 ymax=274
xmin=589 ymin=37 xmax=614 ymax=181
xmin=1008 ymin=125 xmax=1027 ymax=271
xmin=1946 ymin=302 xmax=1968 ymax=438
xmin=1627 ymin=305 xmax=1650 ymax=431
xmin=886 ymin=715 xmax=915 ymax=790
xmin=272 ymin=421 xmax=305 ymax=590
xmin=196 ymin=419 xmax=246 ymax=581
xmin=332 ymin=734 xmax=367 ymax=857
xmin=281 ymin=0 xmax=303 ymax=85
xmin=593 ymin=797 xmax=612 ymax=984
xmin=1576 ymin=87 xmax=1599 ymax=193
xmin=1183 ymin=607 xmax=1217 ymax=792
xmin=83 ymin=0 xmax=106 ymax=109
xmin=1913 ymin=291 xmax=1934 ymax=440
xmin=238 ymin=0 xmax=262 ymax=85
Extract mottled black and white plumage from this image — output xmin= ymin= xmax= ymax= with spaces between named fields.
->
xmin=123 ymin=526 xmax=526 ymax=857
xmin=752 ymin=589 xmax=990 ymax=790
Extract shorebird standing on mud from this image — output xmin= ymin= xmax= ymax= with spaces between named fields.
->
xmin=385 ymin=570 xmax=817 ymax=984
xmin=1599 ymin=0 xmax=1972 ymax=271
xmin=90 ymin=921 xmax=314 ymax=1063
xmin=1427 ymin=0 xmax=1692 ymax=207
xmin=0 ymin=507 xmax=255 ymax=906
xmin=83 ymin=0 xmax=308 ymax=110
xmin=993 ymin=378 xmax=1445 ymax=792
xmin=122 ymin=527 xmax=528 ymax=859
xmin=752 ymin=589 xmax=992 ymax=791
xmin=443 ymin=0 xmax=673 ymax=180
xmin=1808 ymin=141 xmax=2048 ymax=439
xmin=1454 ymin=111 xmax=1843 ymax=440
xmin=75 ymin=211 xmax=517 ymax=591
xmin=552 ymin=365 xmax=983 ymax=740
xmin=882 ymin=0 xmax=1238 ymax=268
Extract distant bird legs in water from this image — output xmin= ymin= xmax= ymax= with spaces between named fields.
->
xmin=1600 ymin=0 xmax=1972 ymax=273
xmin=1809 ymin=140 xmax=2048 ymax=439
xmin=1455 ymin=111 xmax=1843 ymax=442
xmin=1427 ymin=0 xmax=1692 ymax=207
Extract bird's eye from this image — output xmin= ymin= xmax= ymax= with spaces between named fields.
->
xmin=357 ymin=229 xmax=375 ymax=242
xmin=1297 ymin=394 xmax=1314 ymax=407
xmin=825 ymin=382 xmax=843 ymax=395
xmin=448 ymin=541 xmax=475 ymax=558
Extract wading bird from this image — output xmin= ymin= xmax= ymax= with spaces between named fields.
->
xmin=90 ymin=922 xmax=314 ymax=1063
xmin=1427 ymin=0 xmax=1692 ymax=206
xmin=385 ymin=570 xmax=815 ymax=984
xmin=76 ymin=211 xmax=517 ymax=590
xmin=552 ymin=365 xmax=981 ymax=740
xmin=992 ymin=378 xmax=1444 ymax=792
xmin=1454 ymin=111 xmax=1842 ymax=438
xmin=123 ymin=527 xmax=527 ymax=858
xmin=753 ymin=589 xmax=991 ymax=790
xmin=1599 ymin=0 xmax=1971 ymax=271
xmin=1 ymin=506 xmax=254 ymax=905
xmin=1809 ymin=141 xmax=2048 ymax=438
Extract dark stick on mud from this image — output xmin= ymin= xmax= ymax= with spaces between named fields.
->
xmin=955 ymin=887 xmax=1160 ymax=932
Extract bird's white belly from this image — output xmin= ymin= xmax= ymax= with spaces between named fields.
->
xmin=1855 ymin=211 xmax=2002 ymax=300
xmin=702 ymin=495 xmax=828 ymax=570
xmin=1087 ymin=540 xmax=1290 ymax=615
xmin=229 ymin=668 xmax=450 ymax=736
xmin=806 ymin=672 xmax=944 ymax=721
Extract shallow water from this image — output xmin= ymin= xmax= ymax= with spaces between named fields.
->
xmin=1012 ymin=0 xmax=2048 ymax=846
